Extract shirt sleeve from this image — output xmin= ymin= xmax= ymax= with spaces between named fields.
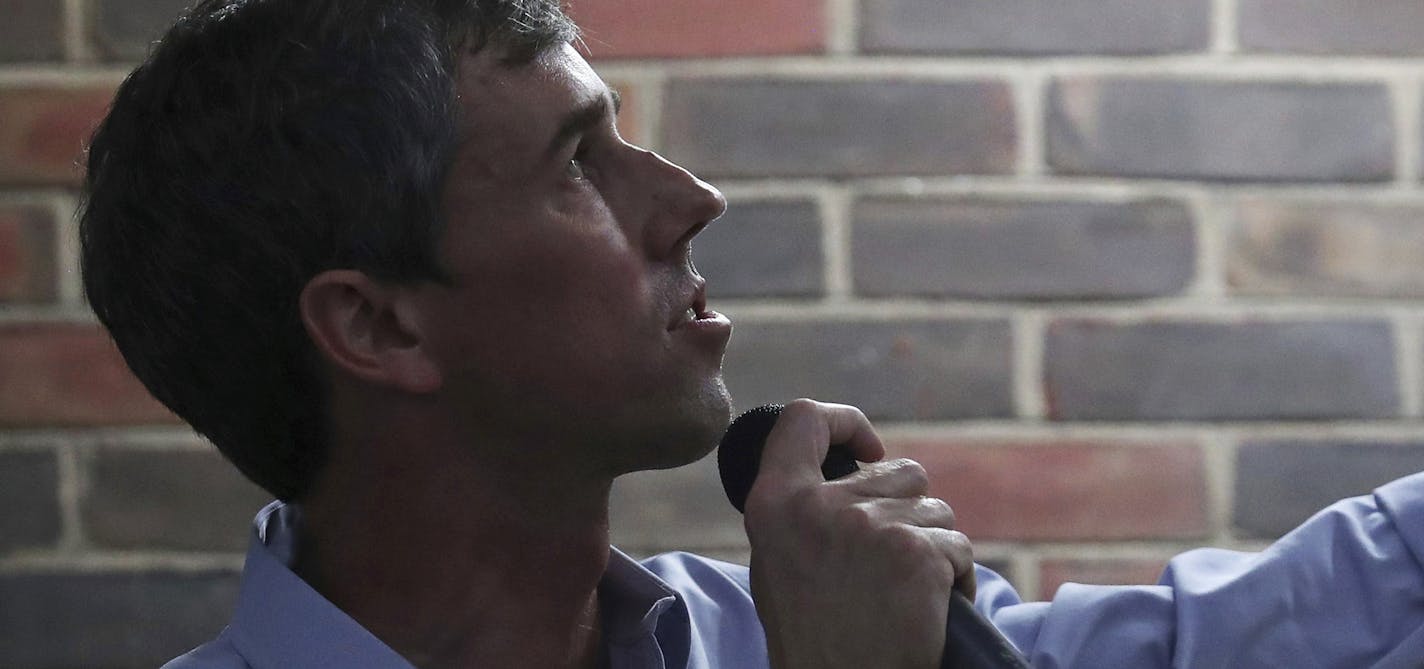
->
xmin=971 ymin=473 xmax=1424 ymax=669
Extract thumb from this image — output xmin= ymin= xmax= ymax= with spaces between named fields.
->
xmin=754 ymin=399 xmax=886 ymax=497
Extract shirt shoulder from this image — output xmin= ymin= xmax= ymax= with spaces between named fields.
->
xmin=160 ymin=629 xmax=250 ymax=669
xmin=638 ymin=551 xmax=753 ymax=599
xmin=639 ymin=551 xmax=769 ymax=669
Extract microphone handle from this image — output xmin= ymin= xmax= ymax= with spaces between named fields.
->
xmin=717 ymin=404 xmax=1031 ymax=669
xmin=945 ymin=590 xmax=1030 ymax=669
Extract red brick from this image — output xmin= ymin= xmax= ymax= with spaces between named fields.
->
xmin=0 ymin=205 xmax=57 ymax=303
xmin=1038 ymin=558 xmax=1169 ymax=600
xmin=0 ymin=87 xmax=116 ymax=186
xmin=888 ymin=439 xmax=1209 ymax=541
xmin=0 ymin=324 xmax=176 ymax=426
xmin=568 ymin=0 xmax=825 ymax=59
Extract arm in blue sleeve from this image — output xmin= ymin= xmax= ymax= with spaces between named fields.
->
xmin=969 ymin=472 xmax=1424 ymax=669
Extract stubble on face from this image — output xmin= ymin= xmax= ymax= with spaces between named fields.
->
xmin=418 ymin=44 xmax=733 ymax=477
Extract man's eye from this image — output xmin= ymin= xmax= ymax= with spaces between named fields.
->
xmin=566 ymin=157 xmax=587 ymax=180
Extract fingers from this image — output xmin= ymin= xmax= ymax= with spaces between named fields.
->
xmin=843 ymin=495 xmax=955 ymax=530
xmin=830 ymin=458 xmax=932 ymax=499
xmin=933 ymin=527 xmax=977 ymax=601
xmin=755 ymin=399 xmax=886 ymax=494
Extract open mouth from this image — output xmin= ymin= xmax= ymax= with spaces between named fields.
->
xmin=669 ymin=285 xmax=713 ymax=330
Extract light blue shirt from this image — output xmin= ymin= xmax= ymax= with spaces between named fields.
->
xmin=978 ymin=470 xmax=1424 ymax=668
xmin=167 ymin=472 xmax=1424 ymax=668
xmin=162 ymin=502 xmax=769 ymax=669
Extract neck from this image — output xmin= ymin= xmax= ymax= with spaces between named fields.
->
xmin=293 ymin=421 xmax=615 ymax=669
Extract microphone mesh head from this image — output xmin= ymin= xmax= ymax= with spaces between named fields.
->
xmin=717 ymin=404 xmax=785 ymax=513
xmin=717 ymin=403 xmax=860 ymax=514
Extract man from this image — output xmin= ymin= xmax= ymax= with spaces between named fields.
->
xmin=85 ymin=2 xmax=1424 ymax=668
xmin=81 ymin=1 xmax=973 ymax=667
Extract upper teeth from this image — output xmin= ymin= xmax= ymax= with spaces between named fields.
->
xmin=685 ymin=308 xmax=697 ymax=321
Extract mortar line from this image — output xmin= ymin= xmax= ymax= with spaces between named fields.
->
xmin=819 ymin=185 xmax=854 ymax=303
xmin=706 ymin=176 xmax=1424 ymax=201
xmin=826 ymin=0 xmax=858 ymax=57
xmin=639 ymin=70 xmax=666 ymax=153
xmin=1014 ymin=68 xmax=1047 ymax=179
xmin=1211 ymin=0 xmax=1240 ymax=55
xmin=1392 ymin=74 xmax=1422 ymax=187
xmin=1189 ymin=191 xmax=1229 ymax=298
xmin=718 ymin=298 xmax=1423 ymax=321
xmin=54 ymin=192 xmax=83 ymax=306
xmin=55 ymin=440 xmax=85 ymax=554
xmin=61 ymin=0 xmax=91 ymax=63
xmin=643 ymin=55 xmax=1424 ymax=80
xmin=1012 ymin=311 xmax=1047 ymax=420
xmin=1395 ymin=312 xmax=1423 ymax=419
xmin=1202 ymin=431 xmax=1238 ymax=545
xmin=1011 ymin=550 xmax=1041 ymax=602
xmin=0 ymin=551 xmax=245 ymax=573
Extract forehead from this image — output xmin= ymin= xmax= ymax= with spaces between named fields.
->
xmin=451 ymin=43 xmax=606 ymax=163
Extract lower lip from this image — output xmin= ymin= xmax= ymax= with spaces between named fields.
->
xmin=672 ymin=310 xmax=733 ymax=345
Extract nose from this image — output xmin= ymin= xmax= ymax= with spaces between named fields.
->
xmin=640 ymin=148 xmax=727 ymax=259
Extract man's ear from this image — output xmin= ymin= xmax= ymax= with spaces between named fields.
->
xmin=298 ymin=270 xmax=442 ymax=394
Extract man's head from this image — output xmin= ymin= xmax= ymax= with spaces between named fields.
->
xmin=80 ymin=0 xmax=581 ymax=501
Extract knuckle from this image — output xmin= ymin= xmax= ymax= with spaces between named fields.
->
xmin=880 ymin=524 xmax=933 ymax=556
xmin=833 ymin=501 xmax=878 ymax=534
xmin=918 ymin=496 xmax=955 ymax=527
xmin=783 ymin=398 xmax=820 ymax=416
xmin=884 ymin=458 xmax=930 ymax=492
xmin=946 ymin=529 xmax=973 ymax=556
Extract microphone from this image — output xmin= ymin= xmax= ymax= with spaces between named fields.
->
xmin=717 ymin=404 xmax=1031 ymax=669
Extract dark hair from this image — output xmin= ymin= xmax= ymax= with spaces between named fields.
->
xmin=80 ymin=0 xmax=577 ymax=501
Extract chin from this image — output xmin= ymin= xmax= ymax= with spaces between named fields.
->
xmin=614 ymin=383 xmax=733 ymax=474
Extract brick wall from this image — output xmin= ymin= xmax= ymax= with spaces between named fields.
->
xmin=2 ymin=1 xmax=1423 ymax=666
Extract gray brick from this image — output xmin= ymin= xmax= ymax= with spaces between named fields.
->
xmin=83 ymin=448 xmax=271 ymax=551
xmin=1235 ymin=441 xmax=1424 ymax=538
xmin=0 ymin=450 xmax=60 ymax=554
xmin=853 ymin=198 xmax=1195 ymax=300
xmin=1048 ymin=78 xmax=1393 ymax=182
xmin=1045 ymin=320 xmax=1399 ymax=420
xmin=698 ymin=200 xmax=823 ymax=299
xmin=1230 ymin=200 xmax=1424 ymax=297
xmin=611 ymin=454 xmax=747 ymax=552
xmin=663 ymin=79 xmax=1016 ymax=178
xmin=723 ymin=318 xmax=1013 ymax=420
xmin=1240 ymin=0 xmax=1424 ymax=56
xmin=0 ymin=569 xmax=238 ymax=668
xmin=861 ymin=0 xmax=1210 ymax=56
xmin=0 ymin=0 xmax=64 ymax=61
xmin=91 ymin=0 xmax=190 ymax=61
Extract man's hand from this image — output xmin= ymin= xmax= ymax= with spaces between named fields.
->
xmin=744 ymin=399 xmax=975 ymax=669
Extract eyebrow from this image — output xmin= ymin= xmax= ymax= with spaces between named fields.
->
xmin=546 ymin=88 xmax=622 ymax=156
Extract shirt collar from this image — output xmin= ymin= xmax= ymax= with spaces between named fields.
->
xmin=228 ymin=501 xmax=687 ymax=668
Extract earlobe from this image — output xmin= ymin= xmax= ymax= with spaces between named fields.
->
xmin=299 ymin=270 xmax=443 ymax=394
